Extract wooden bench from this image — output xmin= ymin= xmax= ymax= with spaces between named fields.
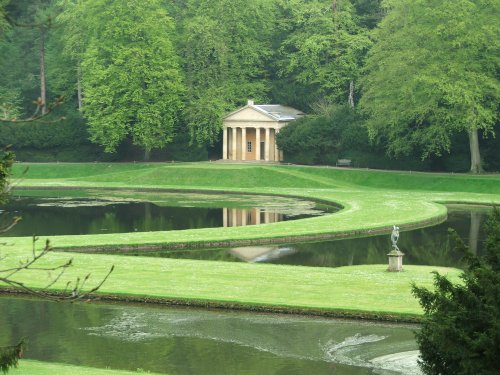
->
xmin=336 ymin=159 xmax=352 ymax=167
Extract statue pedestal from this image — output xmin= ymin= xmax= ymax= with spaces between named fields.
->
xmin=387 ymin=249 xmax=404 ymax=272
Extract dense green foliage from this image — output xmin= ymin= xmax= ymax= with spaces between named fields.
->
xmin=0 ymin=147 xmax=13 ymax=204
xmin=79 ymin=0 xmax=184 ymax=157
xmin=0 ymin=0 xmax=383 ymax=155
xmin=0 ymin=340 xmax=24 ymax=375
xmin=274 ymin=0 xmax=371 ymax=107
xmin=275 ymin=105 xmax=491 ymax=171
xmin=174 ymin=0 xmax=273 ymax=145
xmin=412 ymin=209 xmax=500 ymax=375
xmin=0 ymin=0 xmax=498 ymax=170
xmin=0 ymin=148 xmax=18 ymax=374
xmin=277 ymin=105 xmax=368 ymax=164
xmin=360 ymin=0 xmax=499 ymax=172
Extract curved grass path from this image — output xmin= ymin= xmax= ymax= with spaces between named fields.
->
xmin=2 ymin=162 xmax=500 ymax=318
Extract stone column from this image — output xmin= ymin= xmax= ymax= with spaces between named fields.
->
xmin=222 ymin=127 xmax=228 ymax=160
xmin=255 ymin=209 xmax=261 ymax=224
xmin=265 ymin=128 xmax=270 ymax=161
xmin=241 ymin=210 xmax=247 ymax=226
xmin=232 ymin=208 xmax=237 ymax=226
xmin=231 ymin=127 xmax=237 ymax=161
xmin=274 ymin=129 xmax=280 ymax=162
xmin=255 ymin=127 xmax=261 ymax=161
xmin=223 ymin=208 xmax=228 ymax=227
xmin=241 ymin=127 xmax=247 ymax=161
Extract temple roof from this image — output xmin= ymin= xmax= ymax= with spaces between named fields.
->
xmin=224 ymin=100 xmax=305 ymax=122
xmin=252 ymin=104 xmax=305 ymax=121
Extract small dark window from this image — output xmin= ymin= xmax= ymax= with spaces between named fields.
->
xmin=247 ymin=141 xmax=252 ymax=152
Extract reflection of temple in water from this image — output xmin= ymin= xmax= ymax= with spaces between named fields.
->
xmin=230 ymin=246 xmax=296 ymax=263
xmin=222 ymin=208 xmax=284 ymax=227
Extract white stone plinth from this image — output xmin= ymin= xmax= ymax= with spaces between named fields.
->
xmin=387 ymin=249 xmax=405 ymax=272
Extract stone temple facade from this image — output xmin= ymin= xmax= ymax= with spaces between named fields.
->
xmin=222 ymin=100 xmax=304 ymax=162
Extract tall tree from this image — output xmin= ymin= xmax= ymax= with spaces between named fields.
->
xmin=7 ymin=0 xmax=54 ymax=115
xmin=273 ymin=0 xmax=372 ymax=110
xmin=54 ymin=0 xmax=90 ymax=111
xmin=176 ymin=0 xmax=273 ymax=146
xmin=80 ymin=0 xmax=184 ymax=159
xmin=360 ymin=0 xmax=499 ymax=173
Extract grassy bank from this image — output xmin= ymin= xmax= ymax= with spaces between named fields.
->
xmin=0 ymin=247 xmax=462 ymax=318
xmin=7 ymin=163 xmax=500 ymax=251
xmin=10 ymin=360 xmax=163 ymax=375
xmin=12 ymin=162 xmax=500 ymax=193
xmin=2 ymin=162 xmax=499 ymax=318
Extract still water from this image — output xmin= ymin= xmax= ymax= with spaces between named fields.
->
xmin=1 ymin=192 xmax=485 ymax=374
xmin=0 ymin=297 xmax=421 ymax=375
xmin=0 ymin=191 xmax=337 ymax=237
xmin=130 ymin=206 xmax=491 ymax=269
xmin=1 ymin=191 xmax=491 ymax=269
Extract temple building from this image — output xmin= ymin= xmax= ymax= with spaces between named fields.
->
xmin=222 ymin=100 xmax=304 ymax=161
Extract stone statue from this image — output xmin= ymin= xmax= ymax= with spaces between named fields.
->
xmin=391 ymin=225 xmax=400 ymax=252
xmin=388 ymin=225 xmax=404 ymax=272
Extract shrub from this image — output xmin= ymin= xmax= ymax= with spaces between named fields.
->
xmin=412 ymin=209 xmax=500 ymax=375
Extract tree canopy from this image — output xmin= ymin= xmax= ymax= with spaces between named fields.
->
xmin=276 ymin=105 xmax=367 ymax=164
xmin=177 ymin=0 xmax=273 ymax=145
xmin=0 ymin=0 xmax=498 ymax=171
xmin=77 ymin=0 xmax=184 ymax=157
xmin=274 ymin=0 xmax=372 ymax=107
xmin=360 ymin=0 xmax=499 ymax=173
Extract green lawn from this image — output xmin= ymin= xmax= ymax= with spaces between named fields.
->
xmin=10 ymin=360 xmax=164 ymax=375
xmin=12 ymin=162 xmax=500 ymax=192
xmin=2 ymin=245 xmax=462 ymax=317
xmin=8 ymin=163 xmax=500 ymax=251
xmin=2 ymin=162 xmax=499 ymax=318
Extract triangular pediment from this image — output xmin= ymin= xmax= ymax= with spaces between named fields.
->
xmin=224 ymin=106 xmax=278 ymax=122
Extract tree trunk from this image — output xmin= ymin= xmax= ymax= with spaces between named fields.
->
xmin=348 ymin=250 xmax=354 ymax=266
xmin=468 ymin=129 xmax=483 ymax=173
xmin=39 ymin=27 xmax=47 ymax=115
xmin=468 ymin=211 xmax=481 ymax=255
xmin=348 ymin=80 xmax=354 ymax=108
xmin=77 ymin=62 xmax=83 ymax=111
xmin=144 ymin=149 xmax=151 ymax=161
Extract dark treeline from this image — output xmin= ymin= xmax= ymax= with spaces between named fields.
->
xmin=0 ymin=0 xmax=498 ymax=171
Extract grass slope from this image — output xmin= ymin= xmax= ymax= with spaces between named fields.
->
xmin=11 ymin=360 xmax=163 ymax=375
xmin=2 ymin=162 xmax=499 ymax=317
xmin=13 ymin=162 xmax=500 ymax=192
xmin=1 ymin=244 xmax=461 ymax=316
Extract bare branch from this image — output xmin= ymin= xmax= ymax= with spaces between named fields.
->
xmin=1 ymin=236 xmax=114 ymax=301
xmin=0 ymin=216 xmax=21 ymax=234
xmin=0 ymin=96 xmax=65 ymax=123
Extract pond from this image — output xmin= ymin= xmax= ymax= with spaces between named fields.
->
xmin=0 ymin=190 xmax=337 ymax=237
xmin=128 ymin=205 xmax=492 ymax=269
xmin=1 ymin=190 xmax=492 ymax=269
xmin=1 ymin=191 xmax=486 ymax=374
xmin=0 ymin=296 xmax=421 ymax=375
